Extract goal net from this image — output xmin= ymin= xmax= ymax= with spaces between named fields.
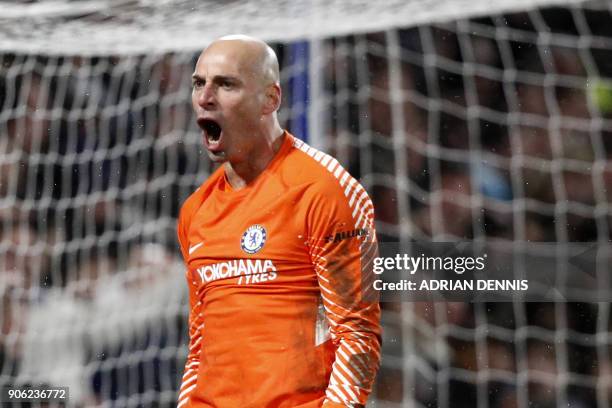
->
xmin=1 ymin=0 xmax=611 ymax=406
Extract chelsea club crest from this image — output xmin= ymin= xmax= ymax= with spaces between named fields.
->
xmin=241 ymin=224 xmax=267 ymax=254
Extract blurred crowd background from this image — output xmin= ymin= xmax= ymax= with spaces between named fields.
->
xmin=1 ymin=2 xmax=612 ymax=407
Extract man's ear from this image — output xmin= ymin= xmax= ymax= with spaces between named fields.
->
xmin=262 ymin=83 xmax=281 ymax=114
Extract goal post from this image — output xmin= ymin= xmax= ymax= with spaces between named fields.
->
xmin=1 ymin=0 xmax=611 ymax=407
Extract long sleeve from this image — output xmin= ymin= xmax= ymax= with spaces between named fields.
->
xmin=177 ymin=280 xmax=203 ymax=408
xmin=307 ymin=176 xmax=382 ymax=407
xmin=176 ymin=207 xmax=203 ymax=408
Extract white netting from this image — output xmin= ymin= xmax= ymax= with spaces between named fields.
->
xmin=0 ymin=0 xmax=591 ymax=55
xmin=1 ymin=0 xmax=612 ymax=407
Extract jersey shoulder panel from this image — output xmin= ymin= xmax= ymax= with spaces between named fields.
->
xmin=286 ymin=137 xmax=366 ymax=207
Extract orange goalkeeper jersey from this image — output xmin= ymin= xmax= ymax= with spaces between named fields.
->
xmin=177 ymin=132 xmax=381 ymax=408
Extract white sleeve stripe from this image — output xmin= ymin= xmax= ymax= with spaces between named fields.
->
xmin=323 ymin=312 xmax=341 ymax=326
xmin=355 ymin=211 xmax=366 ymax=231
xmin=344 ymin=177 xmax=356 ymax=197
xmin=190 ymin=333 xmax=202 ymax=344
xmin=349 ymin=183 xmax=366 ymax=203
xmin=318 ymin=282 xmax=335 ymax=296
xmin=352 ymin=188 xmax=369 ymax=209
xmin=334 ymin=357 xmax=361 ymax=387
xmin=336 ymin=382 xmax=360 ymax=404
xmin=318 ymin=286 xmax=355 ymax=315
xmin=348 ymin=184 xmax=360 ymax=207
xmin=189 ymin=335 xmax=202 ymax=351
xmin=317 ymin=291 xmax=335 ymax=307
xmin=330 ymin=385 xmax=358 ymax=405
xmin=188 ymin=322 xmax=204 ymax=335
xmin=354 ymin=201 xmax=374 ymax=230
xmin=329 ymin=371 xmax=359 ymax=402
xmin=357 ymin=210 xmax=374 ymax=232
xmin=327 ymin=158 xmax=339 ymax=173
xmin=177 ymin=396 xmax=190 ymax=408
xmin=318 ymin=301 xmax=342 ymax=323
xmin=348 ymin=338 xmax=368 ymax=354
xmin=317 ymin=273 xmax=330 ymax=283
xmin=323 ymin=396 xmax=342 ymax=405
xmin=306 ymin=146 xmax=317 ymax=157
xmin=190 ymin=322 xmax=204 ymax=332
xmin=182 ymin=369 xmax=194 ymax=379
xmin=337 ymin=347 xmax=367 ymax=381
xmin=178 ymin=383 xmax=197 ymax=401
xmin=354 ymin=336 xmax=374 ymax=353
xmin=320 ymin=303 xmax=355 ymax=325
xmin=361 ymin=207 xmax=374 ymax=224
xmin=316 ymin=276 xmax=353 ymax=308
xmin=358 ymin=190 xmax=371 ymax=211
xmin=340 ymin=384 xmax=361 ymax=403
xmin=351 ymin=191 xmax=369 ymax=218
xmin=358 ymin=209 xmax=374 ymax=232
xmin=343 ymin=345 xmax=372 ymax=380
xmin=320 ymin=298 xmax=346 ymax=320
xmin=357 ymin=198 xmax=374 ymax=216
xmin=180 ymin=374 xmax=197 ymax=390
xmin=320 ymin=307 xmax=342 ymax=324
xmin=325 ymin=387 xmax=346 ymax=405
xmin=328 ymin=377 xmax=352 ymax=403
xmin=320 ymin=154 xmax=332 ymax=166
xmin=335 ymin=322 xmax=374 ymax=339
xmin=295 ymin=139 xmax=374 ymax=233
xmin=339 ymin=171 xmax=350 ymax=187
xmin=319 ymin=290 xmax=353 ymax=315
xmin=352 ymin=192 xmax=369 ymax=219
xmin=354 ymin=181 xmax=367 ymax=194
xmin=340 ymin=342 xmax=362 ymax=363
xmin=355 ymin=209 xmax=366 ymax=229
xmin=350 ymin=341 xmax=372 ymax=359
xmin=318 ymin=298 xmax=342 ymax=320
xmin=189 ymin=319 xmax=203 ymax=329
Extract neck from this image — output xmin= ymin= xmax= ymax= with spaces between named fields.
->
xmin=224 ymin=125 xmax=285 ymax=189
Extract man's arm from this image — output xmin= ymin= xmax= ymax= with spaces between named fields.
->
xmin=307 ymin=178 xmax=381 ymax=408
xmin=177 ymin=282 xmax=203 ymax=408
xmin=177 ymin=208 xmax=203 ymax=408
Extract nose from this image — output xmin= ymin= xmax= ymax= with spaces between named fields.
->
xmin=197 ymin=83 xmax=216 ymax=110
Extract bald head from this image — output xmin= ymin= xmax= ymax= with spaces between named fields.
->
xmin=203 ymin=35 xmax=280 ymax=85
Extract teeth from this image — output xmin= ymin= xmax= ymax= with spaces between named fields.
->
xmin=200 ymin=119 xmax=221 ymax=145
xmin=207 ymin=133 xmax=220 ymax=144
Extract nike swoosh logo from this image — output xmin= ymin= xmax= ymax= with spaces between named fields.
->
xmin=188 ymin=242 xmax=204 ymax=255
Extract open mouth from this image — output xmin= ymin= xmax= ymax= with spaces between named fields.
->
xmin=198 ymin=118 xmax=222 ymax=144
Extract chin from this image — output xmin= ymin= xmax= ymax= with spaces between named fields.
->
xmin=206 ymin=151 xmax=227 ymax=163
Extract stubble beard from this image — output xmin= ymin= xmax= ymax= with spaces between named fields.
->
xmin=206 ymin=150 xmax=227 ymax=162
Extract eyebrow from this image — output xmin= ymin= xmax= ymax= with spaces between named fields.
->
xmin=191 ymin=74 xmax=241 ymax=85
